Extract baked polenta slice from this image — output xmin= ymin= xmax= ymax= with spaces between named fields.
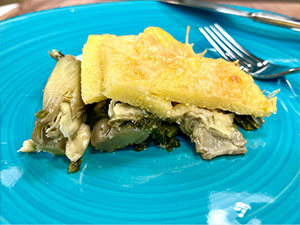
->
xmin=81 ymin=27 xmax=276 ymax=117
xmin=81 ymin=34 xmax=138 ymax=104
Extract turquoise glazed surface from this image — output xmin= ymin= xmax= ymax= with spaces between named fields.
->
xmin=0 ymin=1 xmax=299 ymax=224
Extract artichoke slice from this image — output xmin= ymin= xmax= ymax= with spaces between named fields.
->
xmin=91 ymin=101 xmax=180 ymax=152
xmin=173 ymin=105 xmax=247 ymax=159
xmin=18 ymin=50 xmax=91 ymax=172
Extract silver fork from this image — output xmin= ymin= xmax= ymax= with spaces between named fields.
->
xmin=199 ymin=23 xmax=300 ymax=80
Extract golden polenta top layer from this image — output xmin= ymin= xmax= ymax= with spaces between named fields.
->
xmin=81 ymin=27 xmax=277 ymax=118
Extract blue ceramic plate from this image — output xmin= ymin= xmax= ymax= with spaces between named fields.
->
xmin=1 ymin=1 xmax=299 ymax=224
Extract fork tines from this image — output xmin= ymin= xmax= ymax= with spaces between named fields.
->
xmin=199 ymin=23 xmax=265 ymax=72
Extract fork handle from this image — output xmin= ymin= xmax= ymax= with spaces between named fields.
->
xmin=249 ymin=12 xmax=300 ymax=31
